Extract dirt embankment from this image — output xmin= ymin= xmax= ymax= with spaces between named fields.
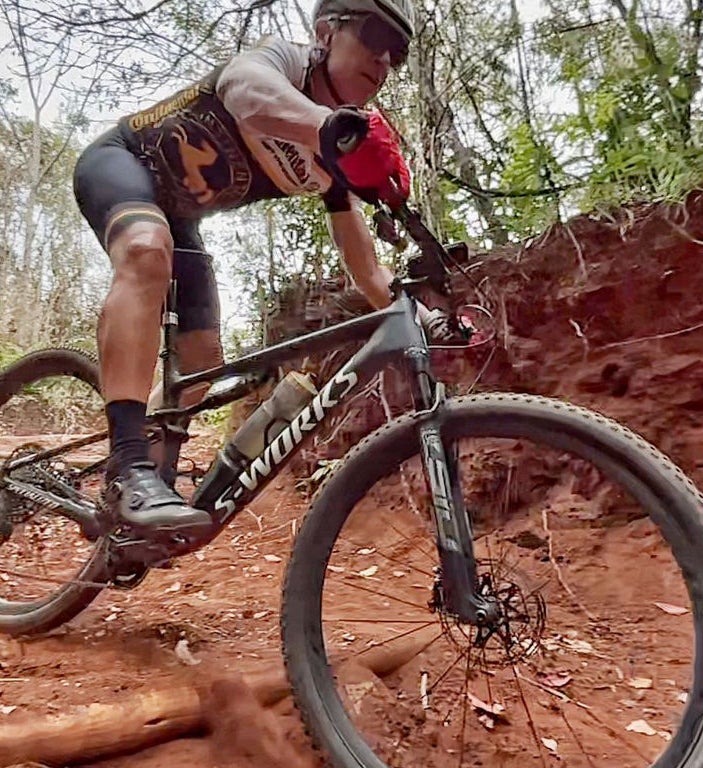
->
xmin=456 ymin=195 xmax=703 ymax=483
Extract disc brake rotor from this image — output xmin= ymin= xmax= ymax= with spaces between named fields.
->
xmin=436 ymin=557 xmax=547 ymax=668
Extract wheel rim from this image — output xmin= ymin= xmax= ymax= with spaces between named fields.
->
xmin=0 ymin=366 xmax=109 ymax=612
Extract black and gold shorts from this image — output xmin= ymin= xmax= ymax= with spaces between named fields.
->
xmin=73 ymin=127 xmax=219 ymax=332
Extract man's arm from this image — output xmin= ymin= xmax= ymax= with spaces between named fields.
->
xmin=329 ymin=208 xmax=439 ymax=328
xmin=329 ymin=208 xmax=394 ymax=309
xmin=216 ymin=41 xmax=331 ymax=153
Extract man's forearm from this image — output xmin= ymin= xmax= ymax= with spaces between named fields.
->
xmin=354 ymin=263 xmax=394 ymax=309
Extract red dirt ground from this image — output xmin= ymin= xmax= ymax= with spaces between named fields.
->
xmin=0 ymin=425 xmax=695 ymax=768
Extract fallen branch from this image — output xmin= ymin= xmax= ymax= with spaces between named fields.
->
xmin=0 ymin=627 xmax=437 ymax=766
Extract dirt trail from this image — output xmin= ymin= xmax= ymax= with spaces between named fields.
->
xmin=0 ymin=432 xmax=694 ymax=768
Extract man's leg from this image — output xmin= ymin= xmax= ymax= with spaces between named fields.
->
xmin=170 ymin=234 xmax=225 ymax=405
xmin=100 ymin=220 xmax=172 ymax=467
xmin=73 ymin=134 xmax=210 ymax=536
xmin=177 ymin=328 xmax=225 ymax=406
xmin=146 ymin=328 xmax=224 ymax=478
xmin=145 ymin=238 xmax=224 ymax=481
xmin=98 ymin=220 xmax=211 ymax=533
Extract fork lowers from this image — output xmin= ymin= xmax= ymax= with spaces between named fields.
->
xmin=437 ymin=546 xmax=500 ymax=625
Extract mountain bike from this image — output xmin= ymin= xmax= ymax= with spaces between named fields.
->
xmin=1 ymin=201 xmax=702 ymax=768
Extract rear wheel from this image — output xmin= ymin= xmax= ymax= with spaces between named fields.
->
xmin=0 ymin=348 xmax=110 ymax=635
xmin=283 ymin=393 xmax=703 ymax=768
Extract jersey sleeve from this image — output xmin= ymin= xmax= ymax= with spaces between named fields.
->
xmin=230 ymin=36 xmax=308 ymax=88
xmin=216 ymin=37 xmax=330 ymax=148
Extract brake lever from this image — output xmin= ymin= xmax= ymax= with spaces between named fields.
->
xmin=373 ymin=209 xmax=407 ymax=248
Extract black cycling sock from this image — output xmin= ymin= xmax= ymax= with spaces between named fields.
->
xmin=106 ymin=400 xmax=149 ymax=477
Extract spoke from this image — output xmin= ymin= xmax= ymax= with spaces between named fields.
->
xmin=458 ymin=647 xmax=472 ymax=768
xmin=325 ymin=617 xmax=434 ymax=624
xmin=333 ymin=579 xmax=432 ymax=612
xmin=338 ymin=535 xmax=435 ymax=579
xmin=582 ymin=704 xmax=652 ymax=761
xmin=510 ymin=664 xmax=548 ymax=768
xmin=515 ymin=668 xmax=650 ymax=761
xmin=561 ymin=708 xmax=597 ymax=768
xmin=480 ymin=646 xmax=495 ymax=707
xmin=428 ymin=643 xmax=471 ymax=699
xmin=353 ymin=622 xmax=443 ymax=658
xmin=385 ymin=518 xmax=436 ymax=563
xmin=0 ymin=564 xmax=106 ymax=589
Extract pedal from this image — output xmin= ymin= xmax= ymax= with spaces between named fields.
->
xmin=112 ymin=560 xmax=173 ymax=591
xmin=106 ymin=532 xmax=172 ymax=589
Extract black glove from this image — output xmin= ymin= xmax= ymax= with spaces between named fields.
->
xmin=318 ymin=107 xmax=370 ymax=169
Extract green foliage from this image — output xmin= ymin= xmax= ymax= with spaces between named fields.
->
xmin=194 ymin=404 xmax=231 ymax=430
xmin=498 ymin=122 xmax=561 ymax=236
xmin=0 ymin=342 xmax=23 ymax=372
xmin=6 ymin=0 xmax=703 ymax=351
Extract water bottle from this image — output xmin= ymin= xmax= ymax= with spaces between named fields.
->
xmin=230 ymin=370 xmax=317 ymax=459
xmin=192 ymin=371 xmax=317 ymax=511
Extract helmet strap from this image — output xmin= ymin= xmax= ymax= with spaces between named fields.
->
xmin=311 ymin=18 xmax=347 ymax=107
xmin=321 ymin=56 xmax=346 ymax=106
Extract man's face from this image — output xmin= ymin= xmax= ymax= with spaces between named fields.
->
xmin=325 ymin=17 xmax=396 ymax=106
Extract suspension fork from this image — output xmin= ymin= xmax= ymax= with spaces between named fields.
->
xmin=407 ymin=349 xmax=498 ymax=625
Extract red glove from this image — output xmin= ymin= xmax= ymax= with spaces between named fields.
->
xmin=336 ymin=111 xmax=410 ymax=206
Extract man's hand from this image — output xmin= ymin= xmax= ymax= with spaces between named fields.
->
xmin=417 ymin=304 xmax=473 ymax=345
xmin=319 ymin=108 xmax=410 ymax=206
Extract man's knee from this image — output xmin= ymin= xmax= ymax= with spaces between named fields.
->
xmin=110 ymin=222 xmax=174 ymax=290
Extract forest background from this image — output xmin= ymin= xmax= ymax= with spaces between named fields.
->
xmin=2 ymin=0 xmax=702 ymax=364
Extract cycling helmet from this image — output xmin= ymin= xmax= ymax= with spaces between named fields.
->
xmin=312 ymin=0 xmax=415 ymax=42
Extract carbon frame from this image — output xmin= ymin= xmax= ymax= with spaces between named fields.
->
xmin=157 ymin=289 xmax=487 ymax=622
xmin=4 ymin=289 xmax=488 ymax=622
xmin=177 ymin=292 xmax=434 ymax=523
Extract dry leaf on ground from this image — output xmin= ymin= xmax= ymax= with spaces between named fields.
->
xmin=541 ymin=737 xmax=558 ymax=754
xmin=540 ymin=672 xmax=572 ymax=688
xmin=654 ymin=602 xmax=688 ymax=616
xmin=626 ymin=719 xmax=657 ymax=736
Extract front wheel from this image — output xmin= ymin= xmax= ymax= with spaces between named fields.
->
xmin=283 ymin=393 xmax=703 ymax=768
xmin=0 ymin=348 xmax=110 ymax=635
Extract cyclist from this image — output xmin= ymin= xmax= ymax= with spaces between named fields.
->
xmin=73 ymin=0 xmax=438 ymax=539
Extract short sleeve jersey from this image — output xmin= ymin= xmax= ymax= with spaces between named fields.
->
xmin=117 ymin=38 xmax=349 ymax=219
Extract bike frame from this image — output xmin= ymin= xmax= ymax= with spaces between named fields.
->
xmin=4 ymin=198 xmax=495 ymax=624
xmin=149 ymin=286 xmax=492 ymax=624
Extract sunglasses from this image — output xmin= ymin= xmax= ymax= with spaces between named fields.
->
xmin=338 ymin=13 xmax=409 ymax=68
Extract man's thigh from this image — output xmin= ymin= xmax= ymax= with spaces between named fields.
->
xmin=73 ymin=128 xmax=168 ymax=250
